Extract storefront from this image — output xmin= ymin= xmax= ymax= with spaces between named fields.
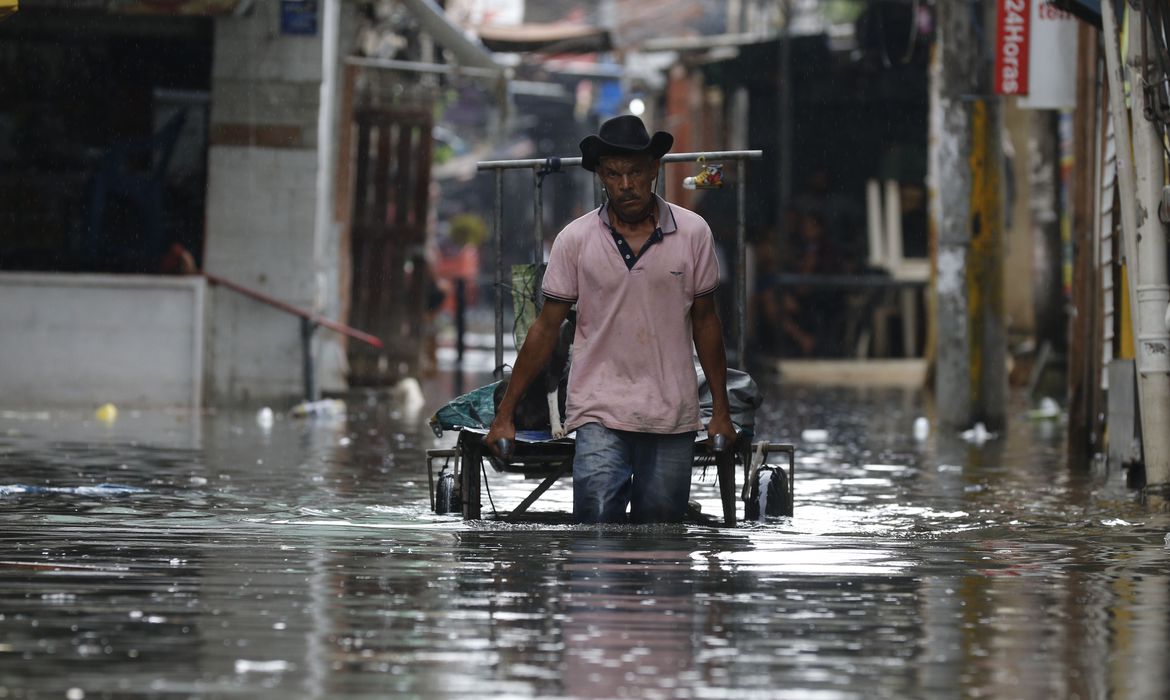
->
xmin=0 ymin=0 xmax=343 ymax=409
xmin=0 ymin=1 xmax=223 ymax=274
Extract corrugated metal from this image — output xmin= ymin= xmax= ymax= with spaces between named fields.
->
xmin=1099 ymin=112 xmax=1116 ymax=389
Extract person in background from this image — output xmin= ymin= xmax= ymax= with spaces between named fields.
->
xmin=776 ymin=210 xmax=848 ymax=357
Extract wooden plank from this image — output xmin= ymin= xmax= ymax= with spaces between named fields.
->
xmin=395 ymin=122 xmax=414 ymax=228
xmin=413 ymin=121 xmax=434 ymax=234
xmin=1067 ymin=21 xmax=1101 ymax=468
xmin=372 ymin=121 xmax=392 ymax=227
xmin=350 ymin=236 xmax=376 ymax=381
xmin=352 ymin=115 xmax=371 ymax=225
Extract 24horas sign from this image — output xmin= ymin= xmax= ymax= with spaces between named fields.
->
xmin=995 ymin=0 xmax=1079 ymax=108
xmin=995 ymin=0 xmax=1031 ymax=95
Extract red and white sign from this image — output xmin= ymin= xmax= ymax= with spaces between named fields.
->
xmin=995 ymin=0 xmax=1031 ymax=95
xmin=1019 ymin=1 xmax=1078 ymax=109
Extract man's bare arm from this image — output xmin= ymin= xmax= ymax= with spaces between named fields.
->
xmin=691 ymin=294 xmax=735 ymax=444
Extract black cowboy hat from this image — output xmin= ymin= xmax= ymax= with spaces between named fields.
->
xmin=579 ymin=115 xmax=673 ymax=172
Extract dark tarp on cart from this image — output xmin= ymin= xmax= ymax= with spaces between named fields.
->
xmin=428 ymin=368 xmax=763 ymax=437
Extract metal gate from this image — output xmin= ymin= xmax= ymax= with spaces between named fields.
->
xmin=347 ymin=103 xmax=433 ymax=385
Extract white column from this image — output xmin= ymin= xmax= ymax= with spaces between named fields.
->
xmin=1127 ymin=6 xmax=1170 ymax=487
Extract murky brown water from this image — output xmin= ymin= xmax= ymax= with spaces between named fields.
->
xmin=1 ymin=378 xmax=1168 ymax=699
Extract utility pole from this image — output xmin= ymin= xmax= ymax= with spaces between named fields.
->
xmin=929 ymin=0 xmax=1008 ymax=430
xmin=1125 ymin=2 xmax=1170 ymax=489
xmin=1101 ymin=0 xmax=1170 ymax=489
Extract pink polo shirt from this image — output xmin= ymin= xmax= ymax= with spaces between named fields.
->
xmin=541 ymin=195 xmax=720 ymax=434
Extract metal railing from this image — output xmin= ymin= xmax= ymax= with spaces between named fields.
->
xmin=203 ymin=271 xmax=384 ymax=400
xmin=476 ymin=149 xmax=764 ymax=370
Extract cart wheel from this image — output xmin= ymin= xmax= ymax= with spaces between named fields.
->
xmin=435 ymin=473 xmax=459 ymax=514
xmin=745 ymin=465 xmax=792 ymax=520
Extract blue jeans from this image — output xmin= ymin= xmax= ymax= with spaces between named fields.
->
xmin=572 ymin=422 xmax=696 ymax=524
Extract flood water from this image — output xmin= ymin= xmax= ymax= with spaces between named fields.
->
xmin=2 ymin=376 xmax=1169 ymax=699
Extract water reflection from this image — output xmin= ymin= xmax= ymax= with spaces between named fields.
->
xmin=0 ymin=382 xmax=1168 ymax=699
xmin=559 ymin=532 xmax=711 ymax=698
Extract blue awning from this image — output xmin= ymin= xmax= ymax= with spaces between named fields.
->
xmin=1052 ymin=0 xmax=1103 ymax=28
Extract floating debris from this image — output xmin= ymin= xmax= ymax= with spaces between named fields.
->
xmin=913 ymin=417 xmax=930 ymax=441
xmin=0 ymin=409 xmax=51 ymax=421
xmin=801 ymin=429 xmax=829 ymax=443
xmin=234 ymin=659 xmax=293 ymax=674
xmin=0 ymin=483 xmax=146 ymax=497
xmin=290 ymin=399 xmax=346 ymax=419
xmin=1027 ymin=397 xmax=1062 ymax=421
xmin=959 ymin=422 xmax=996 ymax=445
xmin=95 ymin=403 xmax=118 ymax=424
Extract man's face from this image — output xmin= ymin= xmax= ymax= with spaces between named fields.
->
xmin=597 ymin=154 xmax=658 ymax=223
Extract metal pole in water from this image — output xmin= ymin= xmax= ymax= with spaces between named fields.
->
xmin=736 ymin=158 xmax=747 ymax=369
xmin=494 ymin=168 xmax=504 ymax=375
xmin=533 ymin=166 xmax=544 ymax=267
xmin=300 ymin=317 xmax=318 ymax=402
xmin=455 ymin=278 xmax=466 ymax=365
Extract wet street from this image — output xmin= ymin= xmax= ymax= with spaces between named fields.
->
xmin=2 ymin=375 xmax=1169 ymax=699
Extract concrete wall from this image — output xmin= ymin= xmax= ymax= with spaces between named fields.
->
xmin=202 ymin=0 xmax=357 ymax=405
xmin=0 ymin=273 xmax=204 ymax=409
xmin=1003 ymin=100 xmax=1037 ymax=335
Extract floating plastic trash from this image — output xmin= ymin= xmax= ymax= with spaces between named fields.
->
xmin=0 ymin=483 xmax=146 ymax=497
xmin=256 ymin=407 xmax=274 ymax=429
xmin=913 ymin=417 xmax=930 ymax=441
xmin=95 ymin=403 xmax=117 ymax=423
xmin=1027 ymin=397 xmax=1061 ymax=420
xmin=290 ymin=399 xmax=346 ymax=419
xmin=801 ymin=429 xmax=829 ymax=443
xmin=234 ymin=659 xmax=292 ymax=674
xmin=391 ymin=377 xmax=425 ymax=415
xmin=0 ymin=410 xmax=51 ymax=421
xmin=960 ymin=422 xmax=996 ymax=445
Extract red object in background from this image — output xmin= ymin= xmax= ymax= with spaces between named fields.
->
xmin=434 ymin=245 xmax=480 ymax=316
xmin=995 ymin=0 xmax=1031 ymax=95
xmin=160 ymin=243 xmax=197 ymax=275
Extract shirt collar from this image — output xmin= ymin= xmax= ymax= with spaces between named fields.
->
xmin=597 ymin=194 xmax=677 ymax=234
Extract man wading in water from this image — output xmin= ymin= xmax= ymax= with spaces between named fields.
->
xmin=486 ymin=115 xmax=736 ymax=524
